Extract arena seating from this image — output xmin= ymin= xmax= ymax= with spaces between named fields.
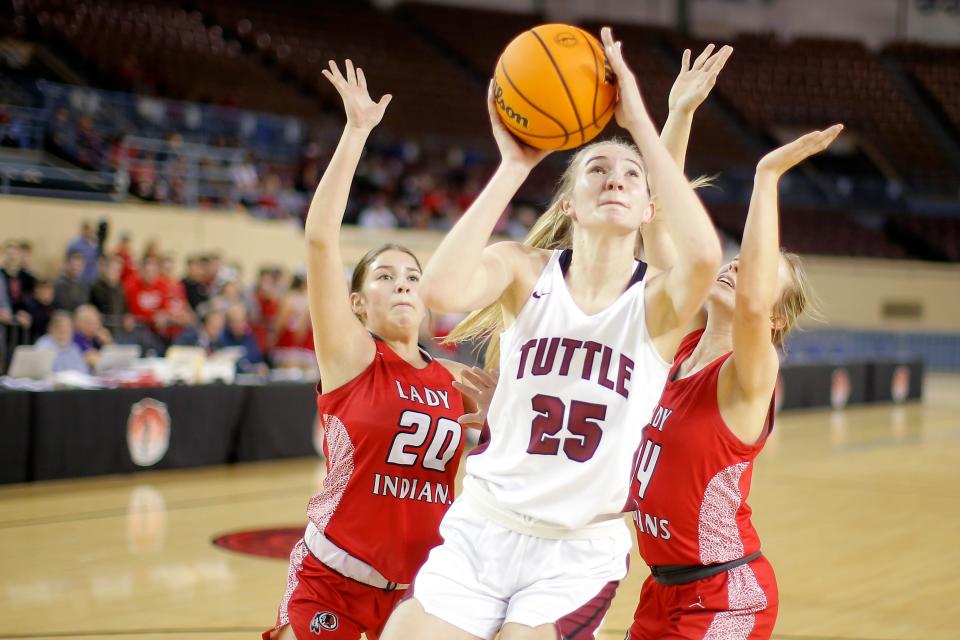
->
xmin=665 ymin=32 xmax=959 ymax=195
xmin=886 ymin=214 xmax=960 ymax=262
xmin=711 ymin=204 xmax=908 ymax=259
xmin=198 ymin=0 xmax=488 ymax=140
xmin=3 ymin=0 xmax=958 ymax=263
xmin=14 ymin=0 xmax=317 ymax=115
xmin=887 ymin=42 xmax=960 ymax=138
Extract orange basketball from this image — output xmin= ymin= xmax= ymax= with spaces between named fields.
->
xmin=493 ymin=24 xmax=616 ymax=151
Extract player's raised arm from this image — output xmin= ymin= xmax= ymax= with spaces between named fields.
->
xmin=731 ymin=125 xmax=842 ymax=397
xmin=419 ymin=86 xmax=550 ymax=315
xmin=601 ymin=27 xmax=722 ymax=341
xmin=305 ymin=60 xmax=392 ymax=388
xmin=643 ymin=43 xmax=732 ymax=275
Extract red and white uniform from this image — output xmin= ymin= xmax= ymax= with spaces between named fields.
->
xmin=412 ymin=249 xmax=669 ymax=640
xmin=269 ymin=338 xmax=465 ymax=640
xmin=626 ymin=329 xmax=778 ymax=640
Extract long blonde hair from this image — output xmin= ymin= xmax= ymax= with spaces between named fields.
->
xmin=773 ymin=250 xmax=821 ymax=349
xmin=444 ymin=138 xmax=649 ymax=368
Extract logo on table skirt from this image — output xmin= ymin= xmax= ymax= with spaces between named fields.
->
xmin=830 ymin=368 xmax=851 ymax=410
xmin=891 ymin=365 xmax=910 ymax=403
xmin=127 ymin=398 xmax=170 ymax=467
xmin=310 ymin=611 xmax=339 ymax=633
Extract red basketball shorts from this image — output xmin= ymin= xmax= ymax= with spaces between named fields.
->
xmin=264 ymin=540 xmax=405 ymax=640
xmin=629 ymin=555 xmax=778 ymax=640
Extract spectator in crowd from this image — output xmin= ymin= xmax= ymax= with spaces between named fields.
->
xmin=358 ymin=193 xmax=398 ymax=229
xmin=248 ymin=267 xmax=281 ymax=358
xmin=207 ymin=252 xmax=237 ymax=291
xmin=233 ymin=151 xmax=259 ymax=205
xmin=124 ymin=256 xmax=169 ymax=333
xmin=74 ymin=304 xmax=113 ymax=353
xmin=217 ymin=304 xmax=268 ymax=375
xmin=208 ymin=277 xmax=245 ymax=313
xmin=66 ymin=221 xmax=101 ymax=285
xmin=17 ymin=240 xmax=38 ymax=282
xmin=157 ymin=255 xmax=195 ymax=341
xmin=26 ymin=280 xmax=56 ymax=343
xmin=45 ymin=108 xmax=77 ymax=162
xmin=113 ymin=313 xmax=166 ymax=357
xmin=0 ymin=270 xmax=10 ymax=325
xmin=54 ymin=249 xmax=91 ymax=312
xmin=35 ymin=311 xmax=88 ymax=374
xmin=0 ymin=108 xmax=27 ymax=148
xmin=173 ymin=306 xmax=225 ymax=354
xmin=272 ymin=273 xmax=314 ymax=371
xmin=114 ymin=232 xmax=136 ymax=283
xmin=181 ymin=255 xmax=211 ymax=311
xmin=89 ymin=255 xmax=127 ymax=332
xmin=75 ymin=116 xmax=104 ymax=170
xmin=2 ymin=239 xmax=37 ymax=313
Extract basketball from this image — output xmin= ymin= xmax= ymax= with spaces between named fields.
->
xmin=493 ymin=24 xmax=617 ymax=151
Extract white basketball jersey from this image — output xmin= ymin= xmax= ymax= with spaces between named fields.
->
xmin=465 ymin=249 xmax=670 ymax=530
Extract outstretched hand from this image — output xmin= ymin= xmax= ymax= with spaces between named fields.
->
xmin=487 ymin=83 xmax=551 ymax=170
xmin=668 ymin=44 xmax=733 ymax=115
xmin=757 ymin=124 xmax=844 ymax=178
xmin=321 ymin=59 xmax=392 ymax=132
xmin=601 ymin=26 xmax=649 ymax=132
xmin=454 ymin=367 xmax=500 ymax=428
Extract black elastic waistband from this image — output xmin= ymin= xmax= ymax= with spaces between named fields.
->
xmin=649 ymin=551 xmax=763 ymax=586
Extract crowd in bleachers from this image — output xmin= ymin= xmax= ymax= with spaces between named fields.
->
xmin=1 ymin=0 xmax=959 ymax=264
xmin=1 ymin=222 xmax=302 ymax=376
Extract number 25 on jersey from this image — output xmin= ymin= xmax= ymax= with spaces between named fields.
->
xmin=527 ymin=394 xmax=607 ymax=462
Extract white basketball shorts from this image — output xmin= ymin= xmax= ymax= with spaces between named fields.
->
xmin=409 ymin=496 xmax=632 ymax=639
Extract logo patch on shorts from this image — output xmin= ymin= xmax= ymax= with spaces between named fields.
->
xmin=310 ymin=611 xmax=339 ymax=633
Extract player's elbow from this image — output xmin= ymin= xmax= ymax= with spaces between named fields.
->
xmin=734 ymin=293 xmax=772 ymax=324
xmin=418 ymin=272 xmax=454 ymax=312
xmin=688 ymin=243 xmax=722 ymax=285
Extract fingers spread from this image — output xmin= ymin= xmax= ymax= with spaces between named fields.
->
xmin=693 ymin=44 xmax=716 ymax=70
xmin=327 ymin=59 xmax=345 ymax=84
xmin=704 ymin=45 xmax=733 ymax=75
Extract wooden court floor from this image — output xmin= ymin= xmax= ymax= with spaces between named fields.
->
xmin=1 ymin=373 xmax=958 ymax=640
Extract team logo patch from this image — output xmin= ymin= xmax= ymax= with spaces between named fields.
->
xmin=310 ymin=611 xmax=339 ymax=633
xmin=127 ymin=398 xmax=171 ymax=467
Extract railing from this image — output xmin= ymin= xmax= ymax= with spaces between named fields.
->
xmin=36 ymin=80 xmax=306 ymax=162
xmin=117 ymin=135 xmax=248 ymax=207
xmin=0 ymin=160 xmax=120 ymax=200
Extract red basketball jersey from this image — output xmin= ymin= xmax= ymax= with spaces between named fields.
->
xmin=625 ymin=330 xmax=774 ymax=567
xmin=308 ymin=339 xmax=465 ymax=583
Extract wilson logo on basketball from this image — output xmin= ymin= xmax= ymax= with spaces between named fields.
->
xmin=492 ymin=79 xmax=530 ymax=129
xmin=127 ymin=398 xmax=171 ymax=467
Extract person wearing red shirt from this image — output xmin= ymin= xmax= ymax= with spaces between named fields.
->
xmin=264 ymin=61 xmax=478 ymax=640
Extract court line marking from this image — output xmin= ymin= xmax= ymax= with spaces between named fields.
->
xmin=0 ymin=485 xmax=307 ymax=530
